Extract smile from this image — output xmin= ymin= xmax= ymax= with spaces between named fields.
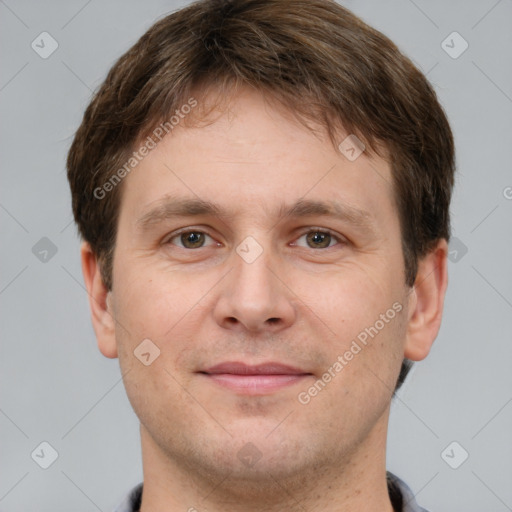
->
xmin=199 ymin=362 xmax=312 ymax=395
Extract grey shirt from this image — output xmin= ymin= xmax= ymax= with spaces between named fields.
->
xmin=113 ymin=472 xmax=429 ymax=512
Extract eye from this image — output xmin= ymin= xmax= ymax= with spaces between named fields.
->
xmin=164 ymin=228 xmax=345 ymax=251
xmin=166 ymin=230 xmax=217 ymax=249
xmin=293 ymin=229 xmax=344 ymax=249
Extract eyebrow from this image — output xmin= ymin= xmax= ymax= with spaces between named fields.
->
xmin=136 ymin=196 xmax=376 ymax=235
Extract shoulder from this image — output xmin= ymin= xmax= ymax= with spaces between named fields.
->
xmin=387 ymin=472 xmax=431 ymax=512
xmin=112 ymin=482 xmax=143 ymax=512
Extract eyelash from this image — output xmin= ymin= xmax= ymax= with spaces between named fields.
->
xmin=164 ymin=227 xmax=346 ymax=250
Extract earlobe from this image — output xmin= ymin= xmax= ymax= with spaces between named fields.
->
xmin=404 ymin=239 xmax=449 ymax=361
xmin=80 ymin=242 xmax=118 ymax=359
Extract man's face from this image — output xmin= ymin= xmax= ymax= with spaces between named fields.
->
xmin=107 ymin=89 xmax=412 ymax=483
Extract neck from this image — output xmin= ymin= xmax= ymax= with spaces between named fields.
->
xmin=138 ymin=410 xmax=394 ymax=512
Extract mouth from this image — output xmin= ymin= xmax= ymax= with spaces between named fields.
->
xmin=198 ymin=361 xmax=312 ymax=395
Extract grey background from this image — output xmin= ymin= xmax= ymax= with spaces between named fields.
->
xmin=1 ymin=0 xmax=511 ymax=510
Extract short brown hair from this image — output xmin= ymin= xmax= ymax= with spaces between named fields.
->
xmin=67 ymin=0 xmax=455 ymax=389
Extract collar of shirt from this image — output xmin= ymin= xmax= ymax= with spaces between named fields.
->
xmin=112 ymin=472 xmax=430 ymax=512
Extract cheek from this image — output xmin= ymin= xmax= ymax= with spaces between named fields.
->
xmin=293 ymin=261 xmax=401 ymax=340
xmin=301 ymin=264 xmax=407 ymax=392
xmin=112 ymin=262 xmax=206 ymax=341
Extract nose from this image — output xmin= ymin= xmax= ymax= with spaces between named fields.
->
xmin=212 ymin=242 xmax=297 ymax=334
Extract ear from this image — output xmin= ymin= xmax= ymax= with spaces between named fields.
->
xmin=404 ymin=239 xmax=448 ymax=361
xmin=81 ymin=242 xmax=118 ymax=358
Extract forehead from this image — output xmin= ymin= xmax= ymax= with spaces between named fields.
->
xmin=119 ymin=88 xmax=396 ymax=230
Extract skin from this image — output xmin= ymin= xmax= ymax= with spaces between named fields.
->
xmin=82 ymin=87 xmax=448 ymax=512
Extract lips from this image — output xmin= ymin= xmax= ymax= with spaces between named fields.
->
xmin=199 ymin=361 xmax=312 ymax=394
xmin=203 ymin=361 xmax=309 ymax=375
